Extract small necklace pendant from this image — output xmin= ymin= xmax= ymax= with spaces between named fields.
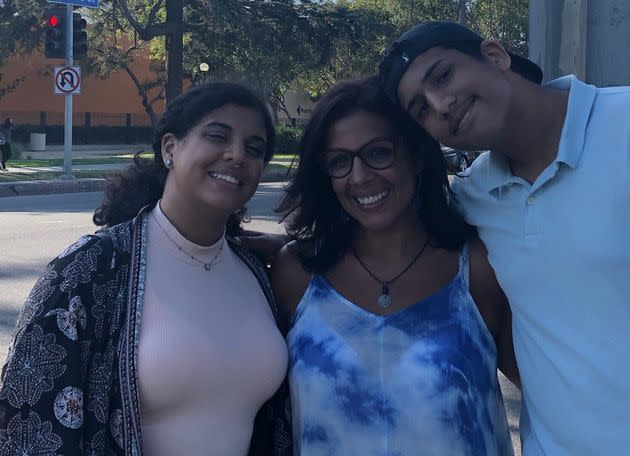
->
xmin=377 ymin=294 xmax=391 ymax=308
xmin=204 ymin=264 xmax=212 ymax=271
xmin=377 ymin=284 xmax=391 ymax=308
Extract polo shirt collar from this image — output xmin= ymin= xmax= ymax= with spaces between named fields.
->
xmin=484 ymin=75 xmax=597 ymax=193
xmin=549 ymin=75 xmax=597 ymax=169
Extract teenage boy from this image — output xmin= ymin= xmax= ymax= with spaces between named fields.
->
xmin=379 ymin=20 xmax=630 ymax=456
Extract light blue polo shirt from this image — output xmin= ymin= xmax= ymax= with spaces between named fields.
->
xmin=451 ymin=75 xmax=630 ymax=456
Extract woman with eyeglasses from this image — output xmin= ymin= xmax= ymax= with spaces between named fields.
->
xmin=272 ymin=77 xmax=517 ymax=455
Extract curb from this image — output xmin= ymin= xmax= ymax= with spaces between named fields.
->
xmin=0 ymin=178 xmax=106 ymax=198
xmin=0 ymin=172 xmax=292 ymax=198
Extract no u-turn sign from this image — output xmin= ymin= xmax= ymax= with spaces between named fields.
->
xmin=54 ymin=66 xmax=81 ymax=95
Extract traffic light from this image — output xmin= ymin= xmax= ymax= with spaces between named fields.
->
xmin=73 ymin=13 xmax=87 ymax=58
xmin=44 ymin=8 xmax=66 ymax=59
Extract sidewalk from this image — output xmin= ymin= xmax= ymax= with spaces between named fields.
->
xmin=0 ymin=154 xmax=293 ymax=198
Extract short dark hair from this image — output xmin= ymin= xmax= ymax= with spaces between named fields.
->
xmin=277 ymin=77 xmax=475 ymax=272
xmin=93 ymin=82 xmax=276 ymax=235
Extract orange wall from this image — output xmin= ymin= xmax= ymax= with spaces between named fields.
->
xmin=0 ymin=48 xmax=164 ymax=124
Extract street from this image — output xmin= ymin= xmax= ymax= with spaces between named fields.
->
xmin=0 ymin=185 xmax=520 ymax=453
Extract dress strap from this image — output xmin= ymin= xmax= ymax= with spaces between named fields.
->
xmin=459 ymin=243 xmax=470 ymax=289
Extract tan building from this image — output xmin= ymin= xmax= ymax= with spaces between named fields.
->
xmin=0 ymin=49 xmax=162 ymax=128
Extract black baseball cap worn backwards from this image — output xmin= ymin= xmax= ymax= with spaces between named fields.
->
xmin=379 ymin=20 xmax=543 ymax=104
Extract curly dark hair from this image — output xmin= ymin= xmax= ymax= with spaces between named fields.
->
xmin=276 ymin=76 xmax=475 ymax=273
xmin=93 ymin=82 xmax=276 ymax=236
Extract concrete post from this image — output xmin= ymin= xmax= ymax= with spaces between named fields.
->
xmin=586 ymin=0 xmax=630 ymax=86
xmin=529 ymin=0 xmax=630 ymax=86
xmin=529 ymin=0 xmax=587 ymax=82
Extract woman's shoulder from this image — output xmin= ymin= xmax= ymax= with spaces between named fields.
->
xmin=52 ymin=221 xmax=132 ymax=265
xmin=271 ymin=241 xmax=313 ymax=318
xmin=275 ymin=240 xmax=313 ymax=277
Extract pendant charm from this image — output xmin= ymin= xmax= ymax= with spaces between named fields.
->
xmin=204 ymin=264 xmax=212 ymax=271
xmin=377 ymin=294 xmax=392 ymax=308
xmin=377 ymin=284 xmax=391 ymax=308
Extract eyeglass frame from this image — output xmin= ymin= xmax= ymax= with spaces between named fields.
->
xmin=322 ymin=137 xmax=400 ymax=179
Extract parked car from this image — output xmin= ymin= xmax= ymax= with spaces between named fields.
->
xmin=442 ymin=147 xmax=485 ymax=172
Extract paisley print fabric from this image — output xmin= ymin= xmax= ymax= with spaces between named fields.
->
xmin=0 ymin=209 xmax=291 ymax=456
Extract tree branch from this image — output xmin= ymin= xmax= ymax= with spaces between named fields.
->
xmin=119 ymin=61 xmax=160 ymax=127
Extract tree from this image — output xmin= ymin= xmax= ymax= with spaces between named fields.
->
xmin=86 ymin=3 xmax=165 ymax=126
xmin=469 ymin=0 xmax=529 ymax=56
xmin=459 ymin=0 xmax=468 ymax=25
xmin=0 ymin=0 xmax=47 ymax=99
xmin=183 ymin=0 xmax=368 ymax=120
xmin=111 ymin=0 xmax=184 ymax=104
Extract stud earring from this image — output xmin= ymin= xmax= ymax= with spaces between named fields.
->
xmin=165 ymin=159 xmax=173 ymax=168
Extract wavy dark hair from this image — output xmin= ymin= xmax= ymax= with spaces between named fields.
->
xmin=277 ymin=77 xmax=475 ymax=272
xmin=93 ymin=82 xmax=276 ymax=236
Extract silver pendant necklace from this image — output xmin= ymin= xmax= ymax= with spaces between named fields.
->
xmin=352 ymin=238 xmax=430 ymax=309
xmin=153 ymin=213 xmax=224 ymax=271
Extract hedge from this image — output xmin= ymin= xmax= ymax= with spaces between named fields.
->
xmin=12 ymin=125 xmax=153 ymax=145
xmin=12 ymin=122 xmax=303 ymax=153
xmin=275 ymin=124 xmax=302 ymax=156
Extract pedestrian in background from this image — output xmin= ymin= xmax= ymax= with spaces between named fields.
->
xmin=0 ymin=83 xmax=291 ymax=456
xmin=0 ymin=117 xmax=15 ymax=170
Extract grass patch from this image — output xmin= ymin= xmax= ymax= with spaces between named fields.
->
xmin=9 ymin=154 xmax=152 ymax=167
xmin=0 ymin=161 xmax=292 ymax=183
xmin=9 ymin=153 xmax=291 ymax=168
xmin=274 ymin=154 xmax=297 ymax=161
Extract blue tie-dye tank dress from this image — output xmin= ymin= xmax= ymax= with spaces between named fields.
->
xmin=287 ymin=245 xmax=513 ymax=456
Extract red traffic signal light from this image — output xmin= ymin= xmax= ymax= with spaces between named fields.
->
xmin=44 ymin=9 xmax=66 ymax=59
xmin=48 ymin=15 xmax=60 ymax=28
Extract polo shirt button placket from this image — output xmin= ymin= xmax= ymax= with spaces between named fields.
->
xmin=524 ymin=192 xmax=542 ymax=243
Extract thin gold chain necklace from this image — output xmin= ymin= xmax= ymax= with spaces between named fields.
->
xmin=152 ymin=212 xmax=224 ymax=271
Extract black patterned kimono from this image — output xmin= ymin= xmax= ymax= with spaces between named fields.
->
xmin=0 ymin=207 xmax=291 ymax=455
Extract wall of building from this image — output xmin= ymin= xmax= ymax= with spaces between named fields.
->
xmin=0 ymin=48 xmax=163 ymax=126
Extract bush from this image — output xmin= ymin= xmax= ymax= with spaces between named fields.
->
xmin=12 ymin=125 xmax=153 ymax=145
xmin=9 ymin=142 xmax=27 ymax=160
xmin=275 ymin=124 xmax=302 ymax=156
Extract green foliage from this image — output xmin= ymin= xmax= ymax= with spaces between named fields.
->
xmin=469 ymin=0 xmax=529 ymax=56
xmin=275 ymin=123 xmax=303 ymax=156
xmin=0 ymin=0 xmax=530 ymax=117
xmin=0 ymin=0 xmax=49 ymax=98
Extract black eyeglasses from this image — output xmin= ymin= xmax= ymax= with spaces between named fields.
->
xmin=323 ymin=139 xmax=397 ymax=178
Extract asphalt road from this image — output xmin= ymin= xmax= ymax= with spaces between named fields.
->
xmin=0 ymin=185 xmax=521 ymax=454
